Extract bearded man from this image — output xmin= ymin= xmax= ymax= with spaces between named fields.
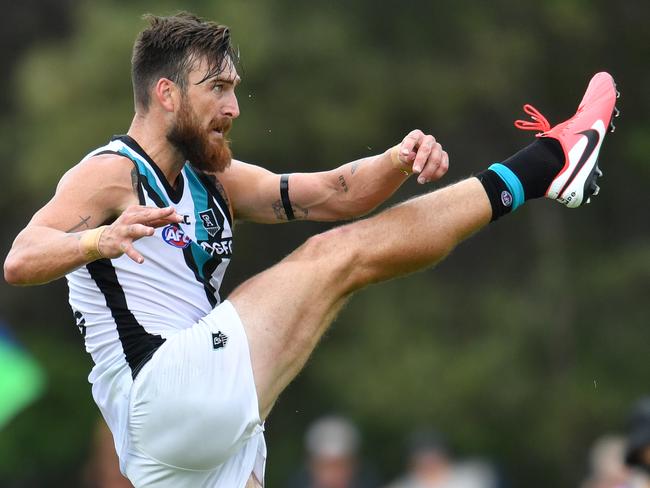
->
xmin=4 ymin=12 xmax=618 ymax=488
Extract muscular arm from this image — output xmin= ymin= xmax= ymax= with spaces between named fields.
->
xmin=4 ymin=155 xmax=180 ymax=286
xmin=219 ymin=130 xmax=449 ymax=223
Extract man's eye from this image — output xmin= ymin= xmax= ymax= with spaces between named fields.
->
xmin=213 ymin=84 xmax=224 ymax=93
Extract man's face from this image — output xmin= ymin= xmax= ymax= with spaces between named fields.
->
xmin=310 ymin=455 xmax=356 ymax=488
xmin=166 ymin=56 xmax=240 ymax=173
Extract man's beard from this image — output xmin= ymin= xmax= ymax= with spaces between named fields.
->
xmin=166 ymin=99 xmax=233 ymax=173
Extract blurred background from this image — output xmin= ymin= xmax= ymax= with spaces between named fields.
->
xmin=1 ymin=0 xmax=649 ymax=486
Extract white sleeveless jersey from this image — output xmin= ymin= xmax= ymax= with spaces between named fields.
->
xmin=66 ymin=135 xmax=234 ymax=458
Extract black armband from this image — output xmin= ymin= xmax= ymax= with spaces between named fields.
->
xmin=280 ymin=174 xmax=295 ymax=221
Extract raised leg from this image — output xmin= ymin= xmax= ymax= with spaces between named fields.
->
xmin=229 ymin=177 xmax=491 ymax=418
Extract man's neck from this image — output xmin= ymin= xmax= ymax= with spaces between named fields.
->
xmin=127 ymin=113 xmax=186 ymax=186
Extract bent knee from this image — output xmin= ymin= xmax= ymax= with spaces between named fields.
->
xmin=293 ymin=226 xmax=351 ymax=262
xmin=292 ymin=225 xmax=369 ymax=293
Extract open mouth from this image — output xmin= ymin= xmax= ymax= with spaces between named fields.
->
xmin=210 ymin=119 xmax=232 ymax=138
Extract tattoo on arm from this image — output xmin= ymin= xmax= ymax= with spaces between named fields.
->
xmin=350 ymin=161 xmax=361 ymax=175
xmin=338 ymin=175 xmax=349 ymax=193
xmin=212 ymin=179 xmax=231 ymax=209
xmin=66 ymin=215 xmax=92 ymax=233
xmin=272 ymin=199 xmax=309 ymax=221
xmin=203 ymin=173 xmax=231 ymax=209
xmin=130 ymin=167 xmax=139 ymax=195
xmin=271 ymin=200 xmax=283 ymax=220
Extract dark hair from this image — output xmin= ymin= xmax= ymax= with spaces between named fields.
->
xmin=131 ymin=12 xmax=239 ymax=110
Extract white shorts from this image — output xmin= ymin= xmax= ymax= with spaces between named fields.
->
xmin=122 ymin=300 xmax=266 ymax=487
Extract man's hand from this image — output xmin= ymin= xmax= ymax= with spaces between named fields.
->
xmin=395 ymin=129 xmax=450 ymax=184
xmin=98 ymin=206 xmax=183 ymax=263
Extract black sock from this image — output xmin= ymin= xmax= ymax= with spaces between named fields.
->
xmin=476 ymin=138 xmax=564 ymax=221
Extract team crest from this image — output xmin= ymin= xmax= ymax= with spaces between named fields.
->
xmin=199 ymin=209 xmax=221 ymax=237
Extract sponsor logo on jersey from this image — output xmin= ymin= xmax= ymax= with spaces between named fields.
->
xmin=200 ymin=238 xmax=233 ymax=258
xmin=212 ymin=331 xmax=228 ymax=350
xmin=199 ymin=208 xmax=221 ymax=237
xmin=162 ymin=225 xmax=191 ymax=249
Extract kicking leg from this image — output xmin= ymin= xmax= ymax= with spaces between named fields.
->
xmin=230 ymin=177 xmax=491 ymax=418
xmin=230 ymin=72 xmax=619 ymax=419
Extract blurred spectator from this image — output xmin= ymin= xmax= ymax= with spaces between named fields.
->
xmin=287 ymin=415 xmax=381 ymax=488
xmin=580 ymin=435 xmax=632 ymax=488
xmin=384 ymin=429 xmax=497 ymax=488
xmin=624 ymin=397 xmax=650 ymax=488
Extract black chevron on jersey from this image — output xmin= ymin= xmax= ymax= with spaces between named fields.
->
xmin=86 ymin=259 xmax=166 ymax=378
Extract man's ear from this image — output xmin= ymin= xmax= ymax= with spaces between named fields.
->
xmin=153 ymin=78 xmax=181 ymax=112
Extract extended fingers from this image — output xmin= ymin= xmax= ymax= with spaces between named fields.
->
xmin=121 ymin=205 xmax=183 ymax=226
xmin=125 ymin=223 xmax=155 ymax=240
xmin=142 ymin=207 xmax=183 ymax=227
xmin=98 ymin=223 xmax=152 ymax=260
xmin=119 ymin=223 xmax=155 ymax=262
xmin=119 ymin=241 xmax=145 ymax=264
xmin=111 ymin=224 xmax=153 ymax=262
xmin=146 ymin=212 xmax=184 ymax=228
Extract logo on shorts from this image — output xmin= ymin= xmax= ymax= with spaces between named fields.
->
xmin=199 ymin=209 xmax=221 ymax=237
xmin=73 ymin=310 xmax=86 ymax=337
xmin=162 ymin=224 xmax=191 ymax=249
xmin=500 ymin=190 xmax=513 ymax=207
xmin=212 ymin=331 xmax=228 ymax=350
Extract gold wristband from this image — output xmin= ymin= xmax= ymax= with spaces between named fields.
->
xmin=390 ymin=145 xmax=412 ymax=176
xmin=79 ymin=226 xmax=107 ymax=262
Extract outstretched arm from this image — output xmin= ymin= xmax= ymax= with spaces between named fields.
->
xmin=219 ymin=129 xmax=449 ymax=223
xmin=4 ymin=155 xmax=182 ymax=286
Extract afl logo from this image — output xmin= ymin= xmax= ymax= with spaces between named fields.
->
xmin=162 ymin=225 xmax=191 ymax=248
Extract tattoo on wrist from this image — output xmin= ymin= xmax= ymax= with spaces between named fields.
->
xmin=271 ymin=199 xmax=309 ymax=220
xmin=338 ymin=175 xmax=349 ymax=193
xmin=350 ymin=161 xmax=361 ymax=175
xmin=66 ymin=215 xmax=92 ymax=233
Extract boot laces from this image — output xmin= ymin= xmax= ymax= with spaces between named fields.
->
xmin=514 ymin=104 xmax=551 ymax=134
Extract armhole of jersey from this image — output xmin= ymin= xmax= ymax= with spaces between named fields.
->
xmin=92 ymin=150 xmax=145 ymax=205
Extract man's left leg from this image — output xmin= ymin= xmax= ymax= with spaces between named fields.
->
xmin=229 ymin=72 xmax=620 ymax=420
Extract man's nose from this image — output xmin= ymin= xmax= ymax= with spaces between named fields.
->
xmin=222 ymin=92 xmax=240 ymax=119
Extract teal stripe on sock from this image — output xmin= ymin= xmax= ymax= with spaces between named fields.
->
xmin=488 ymin=163 xmax=525 ymax=210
